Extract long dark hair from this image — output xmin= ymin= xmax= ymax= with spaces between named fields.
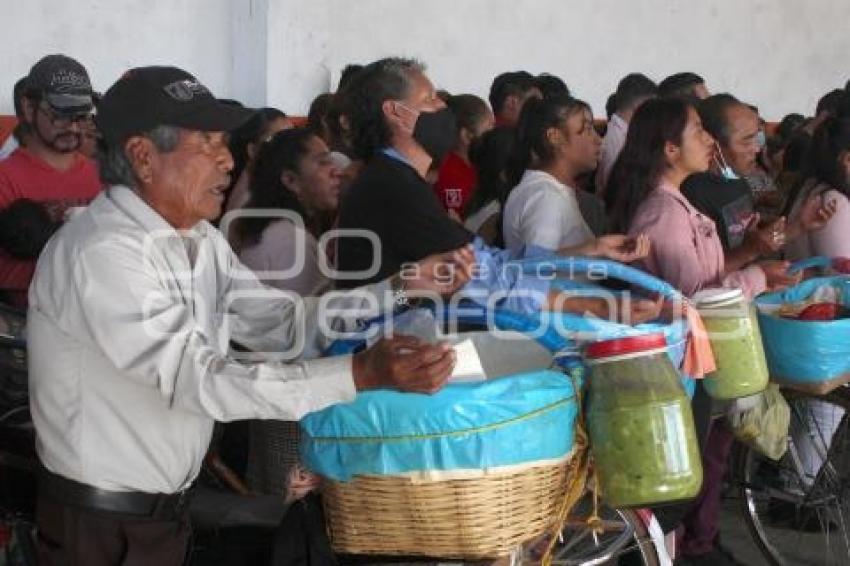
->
xmin=307 ymin=92 xmax=334 ymax=141
xmin=806 ymin=117 xmax=850 ymax=196
xmin=606 ymin=97 xmax=691 ymax=233
xmin=784 ymin=116 xmax=850 ymax=214
xmin=446 ymin=94 xmax=490 ymax=136
xmin=505 ymin=94 xmax=591 ymax=188
xmin=466 ymin=126 xmax=516 ymax=217
xmin=232 ymin=128 xmax=316 ymax=251
xmin=467 ymin=126 xmax=516 ymax=248
xmin=228 ymin=107 xmax=287 ymax=184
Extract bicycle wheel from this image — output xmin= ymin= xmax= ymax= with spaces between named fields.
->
xmin=736 ymin=386 xmax=850 ymax=566
xmin=545 ymin=497 xmax=660 ymax=566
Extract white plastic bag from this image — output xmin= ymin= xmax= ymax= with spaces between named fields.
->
xmin=726 ymin=384 xmax=790 ymax=460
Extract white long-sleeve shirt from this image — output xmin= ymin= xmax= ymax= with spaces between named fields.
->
xmin=28 ymin=186 xmax=392 ymax=494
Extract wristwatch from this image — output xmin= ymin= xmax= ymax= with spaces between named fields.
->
xmin=390 ymin=274 xmax=410 ymax=308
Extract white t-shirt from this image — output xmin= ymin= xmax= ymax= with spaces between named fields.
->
xmin=502 ymin=169 xmax=594 ymax=251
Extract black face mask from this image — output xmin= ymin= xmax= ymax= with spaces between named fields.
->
xmin=411 ymin=107 xmax=457 ymax=162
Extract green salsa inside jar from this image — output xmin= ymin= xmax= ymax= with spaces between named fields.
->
xmin=695 ymin=289 xmax=769 ymax=400
xmin=586 ymin=338 xmax=703 ymax=508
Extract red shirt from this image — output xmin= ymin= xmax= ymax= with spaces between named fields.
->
xmin=0 ymin=148 xmax=102 ymax=305
xmin=494 ymin=115 xmax=513 ymax=128
xmin=433 ymin=152 xmax=477 ymax=219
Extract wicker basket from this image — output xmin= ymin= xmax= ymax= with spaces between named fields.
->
xmin=321 ymin=454 xmax=583 ymax=560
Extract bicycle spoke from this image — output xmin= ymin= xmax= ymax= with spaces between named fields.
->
xmin=547 ymin=508 xmax=650 ymax=566
xmin=739 ymin=390 xmax=850 ymax=565
xmin=829 ymin=501 xmax=850 ymax=562
xmin=555 ymin=527 xmax=594 ymax=556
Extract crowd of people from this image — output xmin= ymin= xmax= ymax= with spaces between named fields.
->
xmin=0 ymin=52 xmax=848 ymax=566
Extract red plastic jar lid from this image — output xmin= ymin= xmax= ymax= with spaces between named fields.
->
xmin=585 ymin=333 xmax=668 ymax=360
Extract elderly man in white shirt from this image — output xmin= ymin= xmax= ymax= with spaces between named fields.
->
xmin=28 ymin=66 xmax=473 ymax=566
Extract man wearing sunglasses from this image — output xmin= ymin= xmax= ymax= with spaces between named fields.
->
xmin=0 ymin=55 xmax=102 ymax=307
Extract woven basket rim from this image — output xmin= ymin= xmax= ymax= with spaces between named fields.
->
xmin=321 ymin=457 xmax=580 ymax=559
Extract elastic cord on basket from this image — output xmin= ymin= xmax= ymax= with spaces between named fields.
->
xmin=541 ymin=365 xmax=592 ymax=566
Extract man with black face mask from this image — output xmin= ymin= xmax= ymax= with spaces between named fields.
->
xmin=336 ymin=57 xmax=473 ymax=286
xmin=0 ymin=54 xmax=101 ymax=306
xmin=335 ymin=58 xmax=660 ymax=325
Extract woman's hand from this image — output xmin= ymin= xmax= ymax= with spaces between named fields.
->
xmin=786 ymin=193 xmax=838 ymax=241
xmin=745 ymin=215 xmax=786 ymax=255
xmin=547 ymin=291 xmax=663 ymax=325
xmin=561 ymin=234 xmax=651 ymax=263
xmin=399 ymin=244 xmax=475 ymax=297
xmin=799 ymin=192 xmax=838 ymax=232
xmin=758 ymin=260 xmax=803 ymax=291
xmin=621 ymin=295 xmax=665 ymax=325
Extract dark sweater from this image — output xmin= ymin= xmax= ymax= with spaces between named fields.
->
xmin=681 ymin=172 xmax=755 ymax=252
xmin=336 ymin=153 xmax=473 ymax=288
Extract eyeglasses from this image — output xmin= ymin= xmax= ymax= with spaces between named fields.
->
xmin=38 ymin=104 xmax=92 ymax=129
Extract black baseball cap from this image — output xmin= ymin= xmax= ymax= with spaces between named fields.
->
xmin=26 ymin=54 xmax=94 ymax=114
xmin=95 ymin=66 xmax=253 ymax=146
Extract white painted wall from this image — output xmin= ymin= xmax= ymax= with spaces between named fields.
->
xmin=230 ymin=0 xmax=269 ymax=108
xmin=1 ymin=0 xmax=233 ymax=111
xmin=2 ymin=0 xmax=848 ymax=120
xmin=276 ymin=0 xmax=850 ymax=120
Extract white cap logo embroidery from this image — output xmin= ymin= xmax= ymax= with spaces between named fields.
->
xmin=50 ymin=70 xmax=89 ymax=92
xmin=163 ymin=80 xmax=210 ymax=102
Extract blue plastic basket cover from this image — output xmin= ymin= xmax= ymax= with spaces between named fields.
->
xmin=300 ymin=369 xmax=578 ymax=481
xmin=531 ymin=307 xmax=688 ymax=364
xmin=755 ymin=276 xmax=850 ymax=383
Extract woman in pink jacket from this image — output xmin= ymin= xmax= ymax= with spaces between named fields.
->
xmin=609 ymin=98 xmax=799 ymax=299
xmin=608 ymin=97 xmax=801 ymax=566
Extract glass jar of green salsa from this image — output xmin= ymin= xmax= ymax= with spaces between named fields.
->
xmin=694 ymin=288 xmax=769 ymax=400
xmin=586 ymin=334 xmax=702 ymax=508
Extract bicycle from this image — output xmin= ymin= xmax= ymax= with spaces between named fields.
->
xmin=320 ymin=303 xmax=667 ymax=566
xmin=543 ymin=499 xmax=660 ymax=566
xmin=0 ymin=299 xmax=662 ymax=566
xmin=0 ymin=303 xmax=37 ymax=566
xmin=735 ymin=385 xmax=850 ymax=565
